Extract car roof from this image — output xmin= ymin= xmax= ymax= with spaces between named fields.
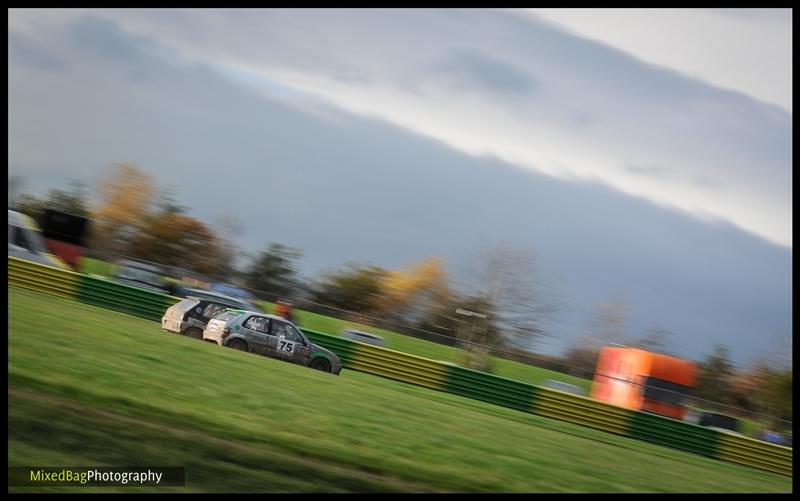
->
xmin=8 ymin=209 xmax=41 ymax=231
xmin=228 ymin=310 xmax=297 ymax=323
xmin=184 ymin=288 xmax=260 ymax=309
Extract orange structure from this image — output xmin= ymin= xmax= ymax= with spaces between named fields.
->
xmin=591 ymin=346 xmax=697 ymax=420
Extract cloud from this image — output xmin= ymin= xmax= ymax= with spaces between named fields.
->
xmin=524 ymin=8 xmax=792 ymax=112
xmin=37 ymin=8 xmax=790 ymax=246
xmin=431 ymin=48 xmax=539 ymax=97
xmin=624 ymin=164 xmax=721 ymax=190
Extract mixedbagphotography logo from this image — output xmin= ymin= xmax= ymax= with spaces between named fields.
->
xmin=8 ymin=467 xmax=185 ymax=487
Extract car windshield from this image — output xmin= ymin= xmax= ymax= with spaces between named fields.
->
xmin=117 ymin=266 xmax=163 ymax=285
xmin=290 ymin=325 xmax=307 ymax=343
xmin=25 ymin=227 xmax=49 ymax=255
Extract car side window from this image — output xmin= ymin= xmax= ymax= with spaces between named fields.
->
xmin=244 ymin=315 xmax=270 ymax=334
xmin=273 ymin=321 xmax=303 ymax=343
xmin=12 ymin=226 xmax=31 ymax=251
xmin=201 ymin=302 xmax=226 ymax=320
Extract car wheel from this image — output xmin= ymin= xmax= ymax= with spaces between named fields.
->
xmin=184 ymin=327 xmax=203 ymax=340
xmin=227 ymin=339 xmax=248 ymax=352
xmin=310 ymin=358 xmax=331 ymax=373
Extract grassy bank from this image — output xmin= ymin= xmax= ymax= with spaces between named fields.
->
xmin=8 ymin=286 xmax=791 ymax=492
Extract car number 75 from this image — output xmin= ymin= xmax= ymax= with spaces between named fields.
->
xmin=277 ymin=339 xmax=296 ymax=355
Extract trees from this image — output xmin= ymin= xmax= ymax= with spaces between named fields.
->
xmin=244 ymin=243 xmax=303 ymax=298
xmin=562 ymin=338 xmax=602 ymax=378
xmin=90 ymin=164 xmax=156 ymax=257
xmin=758 ymin=369 xmax=792 ymax=430
xmin=376 ymin=256 xmax=452 ymax=323
xmin=85 ymin=164 xmax=235 ymax=277
xmin=309 ymin=263 xmax=387 ymax=315
xmin=695 ymin=344 xmax=736 ymax=409
xmin=732 ymin=361 xmax=793 ymax=431
xmin=128 ymin=212 xmax=224 ymax=276
xmin=629 ymin=326 xmax=675 ymax=355
xmin=459 ymin=245 xmax=556 ymax=352
xmin=447 ymin=245 xmax=558 ymax=371
xmin=13 ymin=180 xmax=91 ymax=221
xmin=588 ymin=301 xmax=629 ymax=347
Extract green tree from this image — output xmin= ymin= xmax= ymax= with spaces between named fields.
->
xmin=309 ymin=263 xmax=387 ymax=314
xmin=695 ymin=344 xmax=736 ymax=409
xmin=245 ymin=243 xmax=303 ymax=297
xmin=750 ymin=368 xmax=793 ymax=431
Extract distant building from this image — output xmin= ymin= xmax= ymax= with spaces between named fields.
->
xmin=591 ymin=346 xmax=696 ymax=420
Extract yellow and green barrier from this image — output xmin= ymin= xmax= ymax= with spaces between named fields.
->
xmin=443 ymin=363 xmax=537 ymax=412
xmin=8 ymin=256 xmax=793 ymax=477
xmin=8 ymin=256 xmax=81 ymax=300
xmin=533 ymin=388 xmax=633 ymax=436
xmin=77 ymin=274 xmax=178 ymax=322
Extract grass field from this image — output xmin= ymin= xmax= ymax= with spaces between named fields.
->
xmin=8 ymin=286 xmax=791 ymax=492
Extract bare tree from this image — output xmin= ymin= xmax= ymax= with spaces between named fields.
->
xmin=630 ymin=325 xmax=674 ymax=354
xmin=456 ymin=244 xmax=559 ymax=369
xmin=588 ymin=300 xmax=629 ymax=346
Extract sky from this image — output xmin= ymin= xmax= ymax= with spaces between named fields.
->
xmin=7 ymin=9 xmax=792 ymax=366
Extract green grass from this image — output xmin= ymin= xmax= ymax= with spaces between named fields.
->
xmin=8 ymin=286 xmax=791 ymax=492
xmin=78 ymin=256 xmax=118 ymax=277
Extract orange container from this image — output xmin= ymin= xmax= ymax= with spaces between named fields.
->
xmin=591 ymin=346 xmax=696 ymax=420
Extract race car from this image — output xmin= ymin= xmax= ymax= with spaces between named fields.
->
xmin=203 ymin=310 xmax=343 ymax=375
xmin=162 ymin=294 xmax=260 ymax=339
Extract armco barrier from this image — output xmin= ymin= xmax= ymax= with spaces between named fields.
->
xmin=351 ymin=342 xmax=448 ymax=391
xmin=443 ymin=364 xmax=537 ymax=412
xmin=77 ymin=274 xmax=177 ymax=322
xmin=533 ymin=387 xmax=633 ymax=436
xmin=301 ymin=329 xmax=359 ymax=366
xmin=716 ymin=433 xmax=793 ymax=477
xmin=8 ymin=257 xmax=80 ymax=300
xmin=8 ymin=256 xmax=793 ymax=477
xmin=629 ymin=410 xmax=721 ymax=457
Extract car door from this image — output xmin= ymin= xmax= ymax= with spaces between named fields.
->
xmin=240 ymin=315 xmax=274 ymax=355
xmin=271 ymin=320 xmax=311 ymax=366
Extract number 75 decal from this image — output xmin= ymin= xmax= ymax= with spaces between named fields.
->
xmin=277 ymin=339 xmax=296 ymax=355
